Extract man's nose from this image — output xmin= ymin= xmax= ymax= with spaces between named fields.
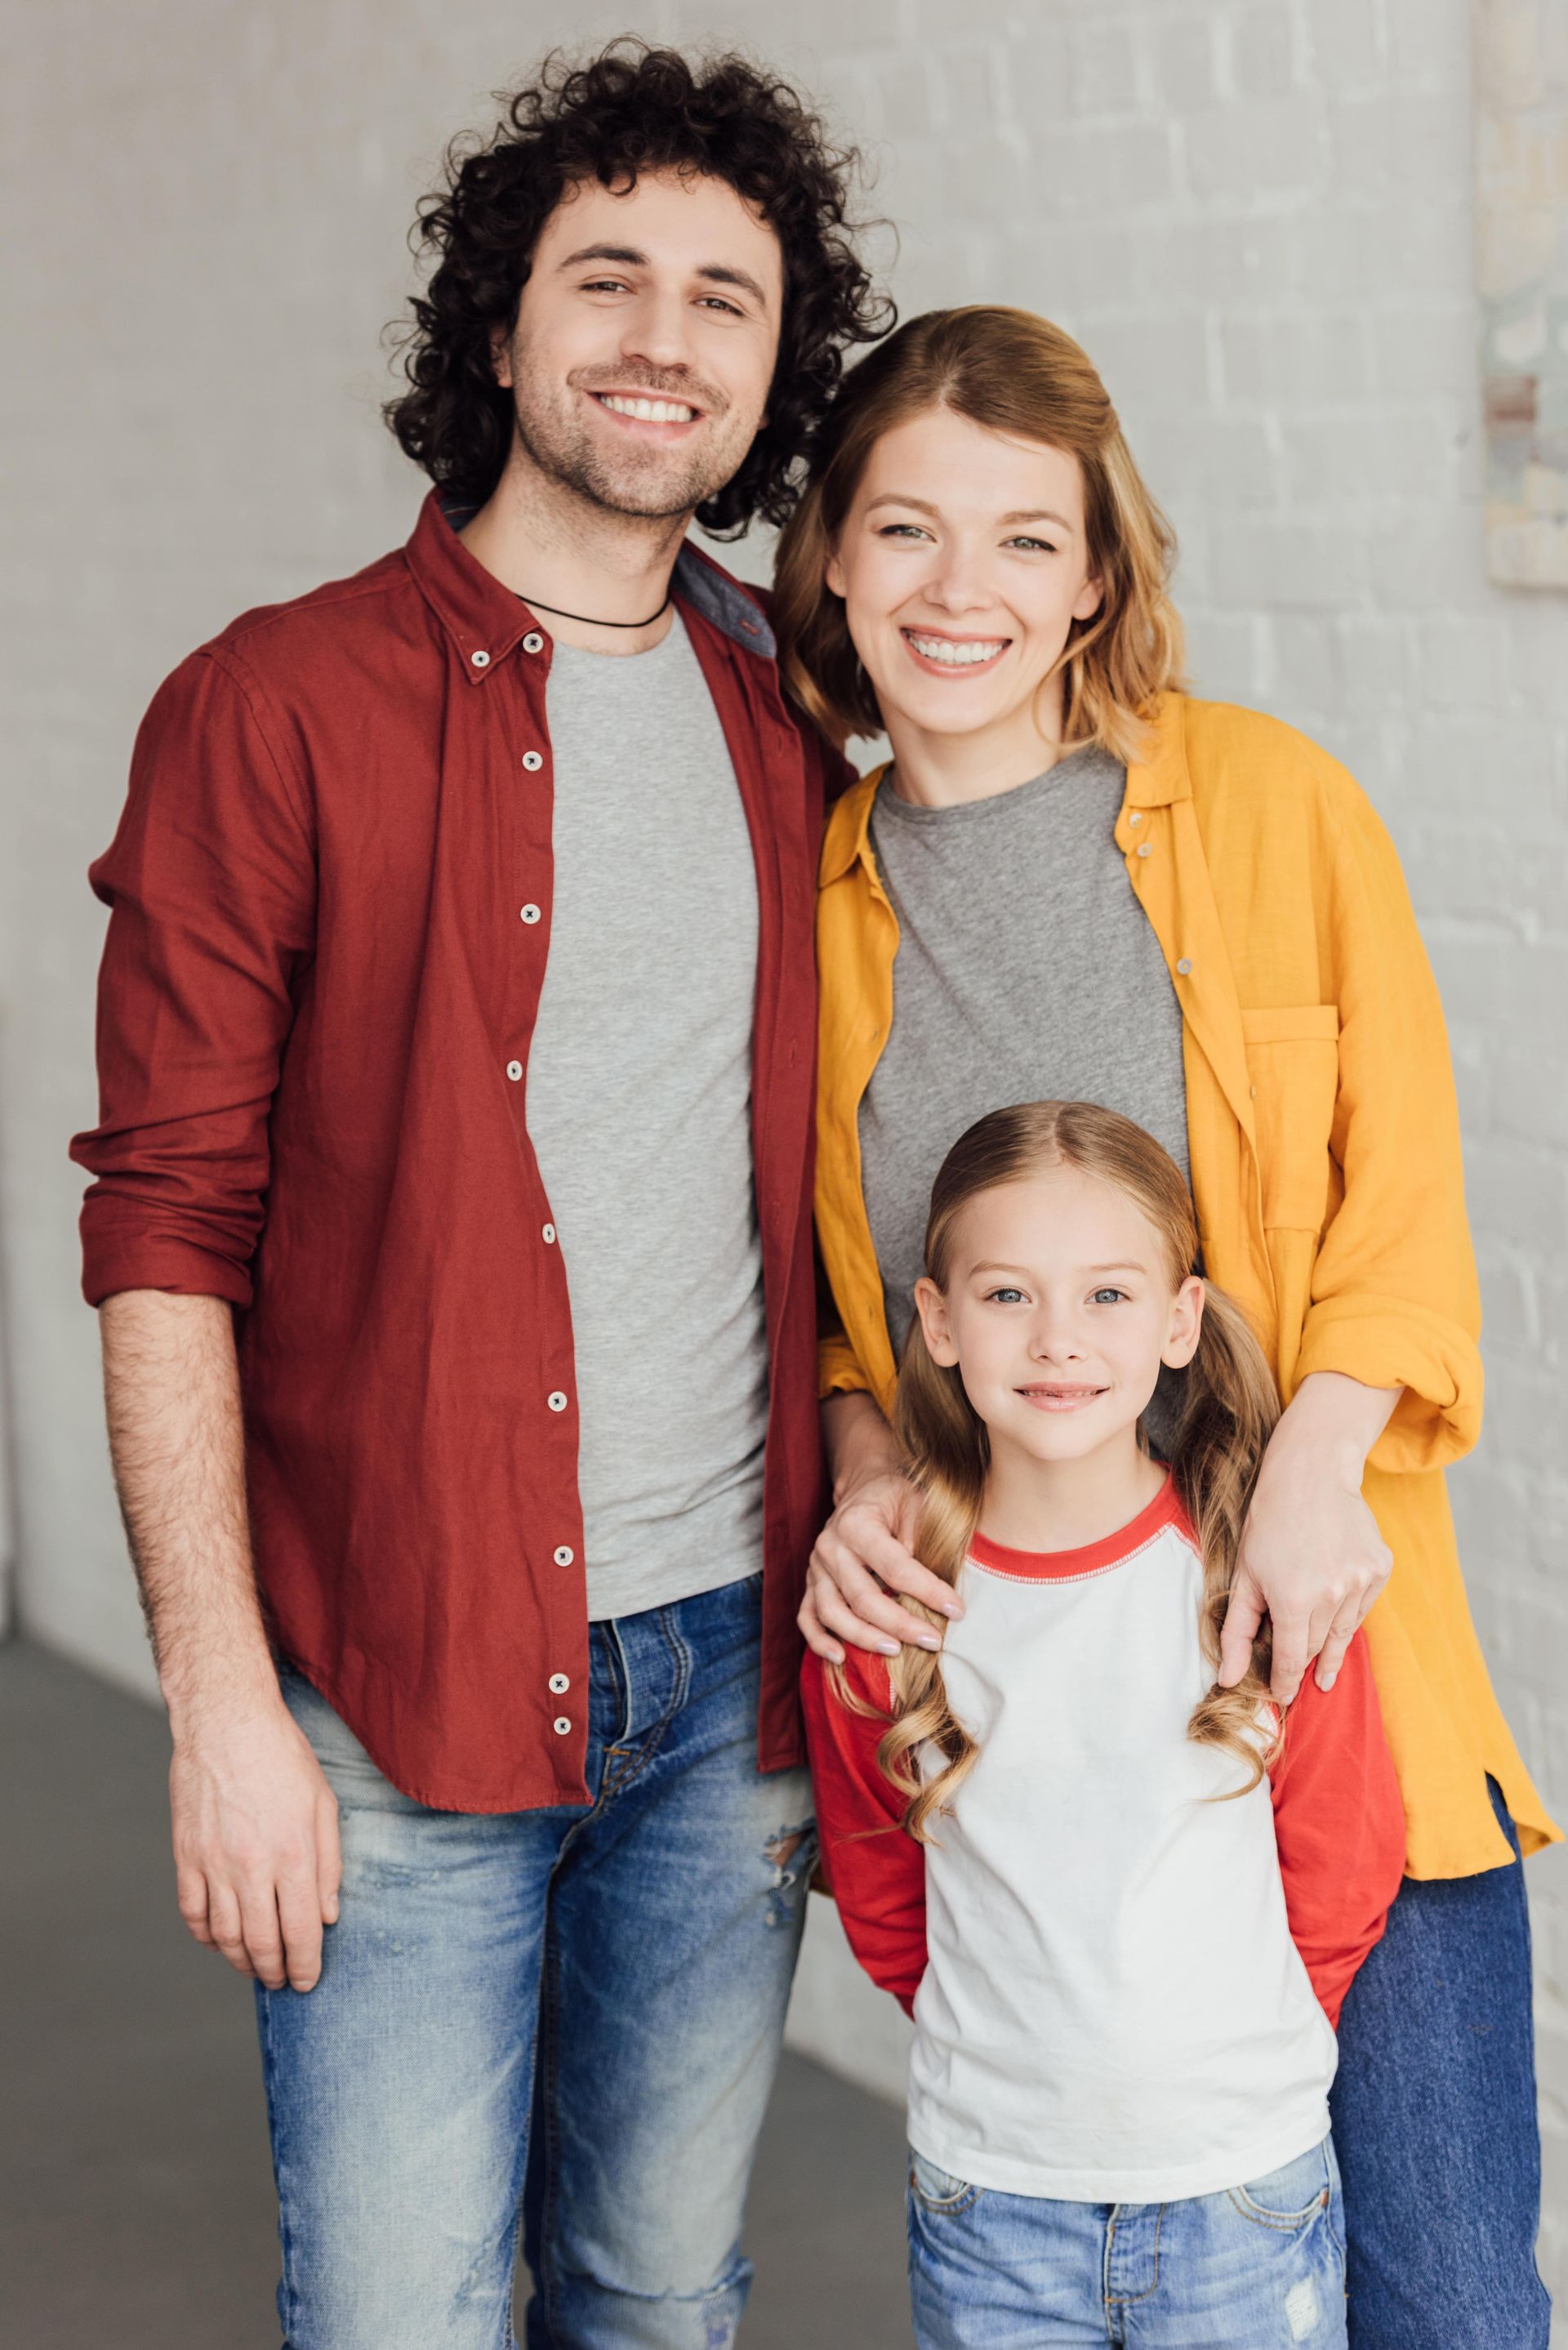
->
xmin=618 ymin=287 xmax=697 ymax=376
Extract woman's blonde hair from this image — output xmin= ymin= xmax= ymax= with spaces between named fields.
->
xmin=840 ymin=1100 xmax=1281 ymax=1842
xmin=773 ymin=306 xmax=1185 ymax=764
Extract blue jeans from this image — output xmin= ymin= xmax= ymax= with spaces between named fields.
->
xmin=257 ymin=1572 xmax=815 ymax=2350
xmin=1330 ymin=1777 xmax=1550 ymax=2349
xmin=906 ymin=2136 xmax=1348 ymax=2348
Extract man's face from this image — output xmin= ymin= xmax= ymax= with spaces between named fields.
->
xmin=496 ymin=168 xmax=784 ymax=520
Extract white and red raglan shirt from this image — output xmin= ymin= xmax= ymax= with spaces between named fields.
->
xmin=801 ymin=1473 xmax=1407 ymax=2204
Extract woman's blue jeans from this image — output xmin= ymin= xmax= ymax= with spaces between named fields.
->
xmin=255 ymin=1572 xmax=815 ymax=2350
xmin=1330 ymin=1777 xmax=1551 ymax=2349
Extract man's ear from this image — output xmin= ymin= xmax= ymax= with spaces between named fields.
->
xmin=1161 ymin=1274 xmax=1205 ymax=1371
xmin=490 ymin=324 xmax=514 ymax=391
xmin=913 ymin=1277 xmax=960 ymax=1368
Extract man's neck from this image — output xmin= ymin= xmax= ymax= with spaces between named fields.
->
xmin=458 ymin=445 xmax=693 ymax=656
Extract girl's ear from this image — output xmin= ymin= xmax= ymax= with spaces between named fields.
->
xmin=1162 ymin=1273 xmax=1205 ymax=1370
xmin=913 ymin=1276 xmax=960 ymax=1367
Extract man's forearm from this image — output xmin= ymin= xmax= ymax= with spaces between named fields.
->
xmin=822 ymin=1389 xmax=900 ymax=1503
xmin=100 ymin=1290 xmax=280 ymax=1732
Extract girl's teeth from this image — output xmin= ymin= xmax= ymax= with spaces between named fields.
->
xmin=907 ymin=634 xmax=1006 ymax=666
xmin=601 ymin=395 xmax=696 ymax=423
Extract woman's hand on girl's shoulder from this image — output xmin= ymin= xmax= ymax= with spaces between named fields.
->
xmin=799 ymin=1469 xmax=962 ymax=1665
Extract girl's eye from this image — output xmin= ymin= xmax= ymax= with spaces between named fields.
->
xmin=1090 ymin=1287 xmax=1127 ymax=1305
xmin=986 ymin=1286 xmax=1027 ymax=1305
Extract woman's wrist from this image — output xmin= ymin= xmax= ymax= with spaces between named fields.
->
xmin=822 ymin=1389 xmax=901 ymax=1505
xmin=1271 ymin=1371 xmax=1401 ymax=1490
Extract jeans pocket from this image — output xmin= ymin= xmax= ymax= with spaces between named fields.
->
xmin=908 ymin=2148 xmax=983 ymax=2216
xmin=1226 ymin=2138 xmax=1334 ymax=2232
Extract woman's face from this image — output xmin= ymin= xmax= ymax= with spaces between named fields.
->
xmin=825 ymin=404 xmax=1104 ymax=759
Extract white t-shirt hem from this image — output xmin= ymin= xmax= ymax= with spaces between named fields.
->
xmin=907 ymin=2102 xmax=1334 ymax=2205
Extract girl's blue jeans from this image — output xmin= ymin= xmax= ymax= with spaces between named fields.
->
xmin=906 ymin=2135 xmax=1348 ymax=2348
xmin=255 ymin=1572 xmax=815 ymax=2350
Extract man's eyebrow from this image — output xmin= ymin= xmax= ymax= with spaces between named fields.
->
xmin=555 ymin=244 xmax=770 ymax=308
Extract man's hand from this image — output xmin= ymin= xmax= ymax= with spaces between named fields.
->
xmin=171 ymin=1698 xmax=341 ymax=1992
xmin=800 ymin=1391 xmax=963 ymax=1663
xmin=1218 ymin=1371 xmax=1398 ymax=1706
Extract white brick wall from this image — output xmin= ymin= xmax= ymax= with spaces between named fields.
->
xmin=4 ymin=0 xmax=1564 ymax=2306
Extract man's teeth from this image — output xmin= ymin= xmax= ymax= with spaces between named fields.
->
xmin=906 ymin=633 xmax=1007 ymax=666
xmin=599 ymin=394 xmax=697 ymax=424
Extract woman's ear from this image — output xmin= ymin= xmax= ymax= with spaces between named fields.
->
xmin=1161 ymin=1273 xmax=1205 ymax=1370
xmin=1072 ymin=570 xmax=1104 ymax=624
xmin=914 ymin=1277 xmax=960 ymax=1367
xmin=824 ymin=546 xmax=847 ymax=600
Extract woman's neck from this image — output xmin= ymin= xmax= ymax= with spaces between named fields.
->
xmin=977 ymin=1426 xmax=1168 ymax=1555
xmin=884 ymin=684 xmax=1071 ymax=809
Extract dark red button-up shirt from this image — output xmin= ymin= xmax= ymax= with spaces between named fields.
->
xmin=73 ymin=492 xmax=833 ymax=1811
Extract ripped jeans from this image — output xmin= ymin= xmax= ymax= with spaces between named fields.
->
xmin=257 ymin=1572 xmax=815 ymax=2350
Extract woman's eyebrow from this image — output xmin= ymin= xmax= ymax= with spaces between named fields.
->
xmin=1000 ymin=508 xmax=1073 ymax=529
xmin=865 ymin=493 xmax=939 ymax=515
xmin=862 ymin=494 xmax=1075 ymax=531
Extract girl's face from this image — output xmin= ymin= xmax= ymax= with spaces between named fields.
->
xmin=824 ymin=404 xmax=1103 ymax=756
xmin=913 ymin=1163 xmax=1204 ymax=1468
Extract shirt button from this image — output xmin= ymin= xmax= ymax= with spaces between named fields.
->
xmin=552 ymin=1716 xmax=572 ymax=1736
xmin=521 ymin=751 xmax=543 ymax=771
xmin=470 ymin=649 xmax=491 ymax=668
xmin=542 ymin=1223 xmax=557 ymax=1244
xmin=520 ymin=903 xmax=541 ymax=924
xmin=523 ymin=631 xmax=545 ymax=655
xmin=1136 ymin=841 xmax=1153 ymax=858
xmin=547 ymin=1390 xmax=568 ymax=1412
xmin=1129 ymin=809 xmax=1143 ymax=825
xmin=548 ymin=1672 xmax=570 ymax=1694
xmin=553 ymin=1544 xmax=574 ymax=1566
xmin=506 ymin=1059 xmax=523 ymax=1081
xmin=1176 ymin=957 xmax=1192 ymax=975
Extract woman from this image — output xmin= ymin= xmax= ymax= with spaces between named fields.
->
xmin=775 ymin=306 xmax=1555 ymax=2348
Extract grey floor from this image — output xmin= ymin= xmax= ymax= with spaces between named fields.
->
xmin=1 ymin=1639 xmax=911 ymax=2348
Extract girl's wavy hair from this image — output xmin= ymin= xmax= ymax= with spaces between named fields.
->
xmin=384 ymin=40 xmax=892 ymax=536
xmin=774 ymin=306 xmax=1185 ymax=760
xmin=836 ymin=1101 xmax=1281 ymax=1843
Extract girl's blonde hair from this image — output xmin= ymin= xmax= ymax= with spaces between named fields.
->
xmin=773 ymin=305 xmax=1185 ymax=765
xmin=843 ymin=1100 xmax=1281 ymax=1842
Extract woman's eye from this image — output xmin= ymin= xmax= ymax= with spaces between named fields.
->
xmin=877 ymin=523 xmax=932 ymax=542
xmin=1004 ymin=535 xmax=1056 ymax=554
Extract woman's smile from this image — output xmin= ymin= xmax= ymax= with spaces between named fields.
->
xmin=901 ymin=625 xmax=1013 ymax=678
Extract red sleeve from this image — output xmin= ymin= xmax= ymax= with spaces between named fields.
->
xmin=1271 ymin=1629 xmax=1406 ymax=2028
xmin=800 ymin=1649 xmax=928 ymax=2015
xmin=70 ymin=649 xmax=317 ymax=1308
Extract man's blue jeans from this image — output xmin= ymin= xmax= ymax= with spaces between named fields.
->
xmin=256 ymin=1572 xmax=815 ymax=2350
xmin=906 ymin=2134 xmax=1348 ymax=2347
xmin=1330 ymin=1777 xmax=1551 ymax=2349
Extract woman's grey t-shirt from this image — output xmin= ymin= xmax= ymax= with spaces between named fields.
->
xmin=860 ymin=743 xmax=1190 ymax=1361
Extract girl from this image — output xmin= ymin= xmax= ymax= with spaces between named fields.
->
xmin=802 ymin=1099 xmax=1408 ymax=2349
xmin=777 ymin=305 xmax=1554 ymax=2344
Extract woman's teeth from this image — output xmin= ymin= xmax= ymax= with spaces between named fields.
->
xmin=906 ymin=633 xmax=1007 ymax=666
xmin=599 ymin=394 xmax=697 ymax=423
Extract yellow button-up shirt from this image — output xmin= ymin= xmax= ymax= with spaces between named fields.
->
xmin=815 ymin=692 xmax=1556 ymax=1880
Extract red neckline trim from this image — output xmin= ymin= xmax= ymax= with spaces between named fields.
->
xmin=969 ymin=1472 xmax=1190 ymax=1582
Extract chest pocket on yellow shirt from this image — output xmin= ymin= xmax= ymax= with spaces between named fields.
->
xmin=1241 ymin=1006 xmax=1341 ymax=1233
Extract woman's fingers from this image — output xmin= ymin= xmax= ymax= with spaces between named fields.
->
xmin=1312 ymin=1593 xmax=1365 ymax=1693
xmin=1217 ymin=1568 xmax=1267 ymax=1690
xmin=808 ymin=1542 xmax=941 ymax=1652
xmin=840 ymin=1505 xmax=962 ymax=1618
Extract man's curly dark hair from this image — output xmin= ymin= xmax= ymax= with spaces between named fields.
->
xmin=385 ymin=41 xmax=893 ymax=537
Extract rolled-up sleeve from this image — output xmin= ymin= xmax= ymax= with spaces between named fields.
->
xmin=1293 ymin=772 xmax=1483 ymax=1472
xmin=71 ymin=647 xmax=316 ymax=1307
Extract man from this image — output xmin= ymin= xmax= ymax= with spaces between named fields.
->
xmin=73 ymin=43 xmax=884 ymax=2348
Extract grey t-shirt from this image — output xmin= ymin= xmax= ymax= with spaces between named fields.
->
xmin=528 ymin=615 xmax=768 ymax=1621
xmin=860 ymin=742 xmax=1190 ymax=1361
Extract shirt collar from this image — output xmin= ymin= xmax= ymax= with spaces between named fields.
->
xmin=402 ymin=489 xmax=775 ymax=680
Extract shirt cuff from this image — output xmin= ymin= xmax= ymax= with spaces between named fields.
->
xmin=818 ymin=1331 xmax=872 ymax=1402
xmin=1293 ymin=1295 xmax=1483 ymax=1471
xmin=80 ymin=1221 xmax=256 ymax=1310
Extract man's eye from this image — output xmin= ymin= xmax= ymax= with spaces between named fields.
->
xmin=986 ymin=1286 xmax=1026 ymax=1305
xmin=697 ymin=295 xmax=744 ymax=316
xmin=581 ymin=277 xmax=630 ymax=294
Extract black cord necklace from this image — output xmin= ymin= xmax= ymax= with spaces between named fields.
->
xmin=515 ymin=589 xmax=672 ymax=630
